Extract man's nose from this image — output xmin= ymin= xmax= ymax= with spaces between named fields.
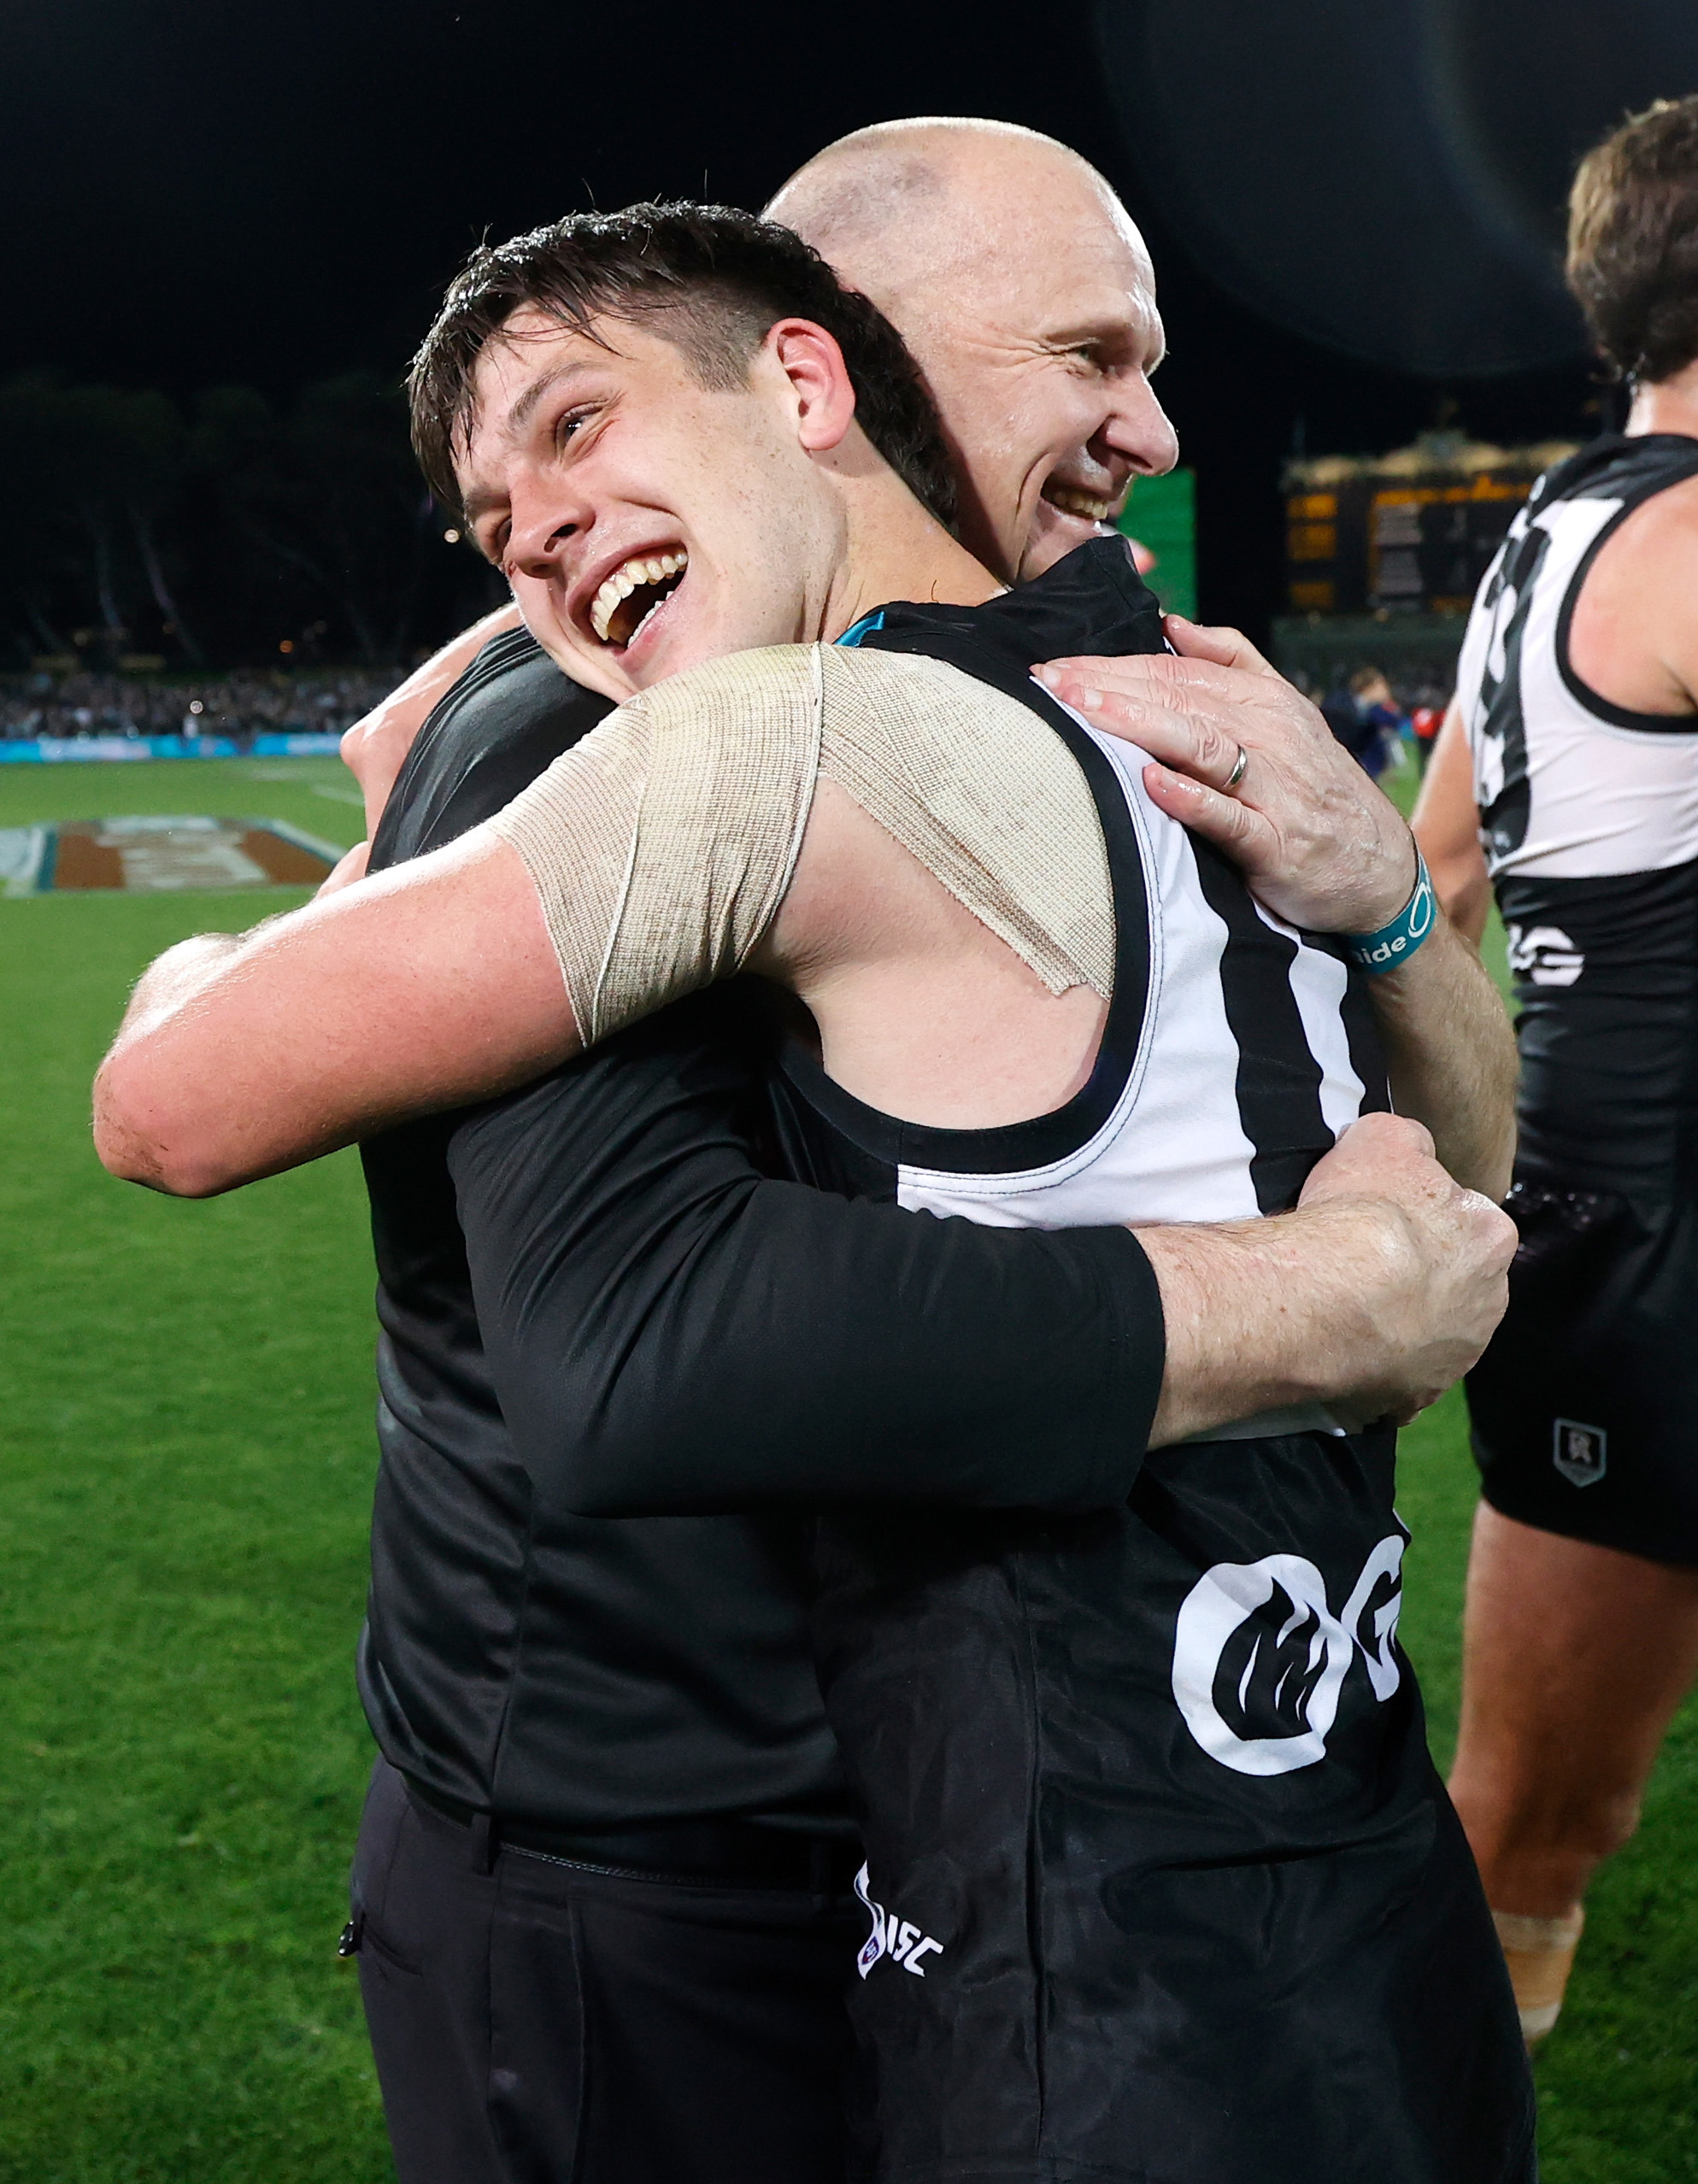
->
xmin=1098 ymin=376 xmax=1179 ymax=481
xmin=506 ymin=488 xmax=587 ymax=581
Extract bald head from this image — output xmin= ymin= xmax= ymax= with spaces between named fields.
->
xmin=766 ymin=118 xmax=1177 ymax=584
xmin=767 ymin=118 xmax=1124 ymax=314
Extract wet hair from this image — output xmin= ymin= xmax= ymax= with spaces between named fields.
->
xmin=1566 ymin=96 xmax=1698 ymax=384
xmin=408 ymin=200 xmax=955 ymax=525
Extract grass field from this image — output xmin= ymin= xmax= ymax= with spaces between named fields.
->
xmin=0 ymin=753 xmax=1694 ymax=2178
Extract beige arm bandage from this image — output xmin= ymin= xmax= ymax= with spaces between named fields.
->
xmin=487 ymin=641 xmax=1114 ymax=1050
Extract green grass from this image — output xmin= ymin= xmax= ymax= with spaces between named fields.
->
xmin=0 ymin=754 xmax=1693 ymax=2175
xmin=0 ymin=760 xmax=388 ymax=2180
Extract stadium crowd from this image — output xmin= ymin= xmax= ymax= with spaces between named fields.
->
xmin=0 ymin=669 xmax=394 ymax=743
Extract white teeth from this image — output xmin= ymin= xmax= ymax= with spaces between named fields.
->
xmin=1046 ymin=484 xmax=1113 ymax=523
xmin=589 ymin=549 xmax=688 ymax=643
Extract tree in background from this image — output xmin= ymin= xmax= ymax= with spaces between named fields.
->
xmin=0 ymin=372 xmax=502 ymax=672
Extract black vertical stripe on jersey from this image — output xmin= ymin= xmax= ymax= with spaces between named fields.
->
xmin=1472 ymin=518 xmax=1554 ymax=865
xmin=1189 ymin=839 xmax=1334 ymax=1213
xmin=1298 ymin=929 xmax=1392 ymax=1121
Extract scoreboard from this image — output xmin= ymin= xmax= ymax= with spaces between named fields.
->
xmin=1285 ymin=433 xmax=1579 ymax=618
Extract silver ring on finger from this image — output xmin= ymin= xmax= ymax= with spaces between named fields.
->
xmin=1224 ymin=743 xmax=1249 ymax=793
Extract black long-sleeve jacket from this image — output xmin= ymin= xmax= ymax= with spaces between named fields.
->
xmin=356 ymin=626 xmax=1162 ymax=1833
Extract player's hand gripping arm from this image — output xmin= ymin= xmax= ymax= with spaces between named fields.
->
xmin=1139 ymin=1112 xmax=1516 ymax=1444
xmin=1038 ymin=622 xmax=1517 ymax=1201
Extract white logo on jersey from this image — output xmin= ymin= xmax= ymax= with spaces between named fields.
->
xmin=854 ymin=1864 xmax=944 ymax=1980
xmin=1553 ymin=1417 xmax=1608 ymax=1488
xmin=1171 ymin=1535 xmax=1405 ymax=1777
xmin=1505 ymin=923 xmax=1585 ymax=986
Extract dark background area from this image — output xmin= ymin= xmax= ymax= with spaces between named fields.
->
xmin=0 ymin=0 xmax=1619 ymax=662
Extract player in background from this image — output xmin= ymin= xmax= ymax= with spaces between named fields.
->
xmin=1414 ymin=93 xmax=1698 ymax=2045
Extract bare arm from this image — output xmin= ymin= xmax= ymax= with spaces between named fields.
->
xmin=93 ymin=829 xmax=573 ymax=1195
xmin=96 ymin=898 xmax=1511 ymax=1441
xmin=341 ymin=601 xmax=524 ymax=834
xmin=1411 ymin=702 xmax=1490 ymax=943
xmin=1039 ymin=625 xmax=1516 ymax=1200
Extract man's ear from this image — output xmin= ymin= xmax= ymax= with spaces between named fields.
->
xmin=763 ymin=320 xmax=858 ymax=455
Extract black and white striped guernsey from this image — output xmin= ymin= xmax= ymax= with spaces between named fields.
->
xmin=1456 ymin=432 xmax=1698 ymax=1204
xmin=783 ymin=536 xmax=1390 ymax=1431
xmin=769 ymin=538 xmax=1531 ymax=2184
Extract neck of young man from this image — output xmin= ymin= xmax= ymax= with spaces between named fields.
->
xmin=1627 ymin=355 xmax=1698 ymax=441
xmin=820 ymin=477 xmax=1005 ymax=641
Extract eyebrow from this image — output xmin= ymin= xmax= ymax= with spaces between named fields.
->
xmin=502 ymin=361 xmax=589 ymax=440
xmin=457 ymin=358 xmax=602 ymax=537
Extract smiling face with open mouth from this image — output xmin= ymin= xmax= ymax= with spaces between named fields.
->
xmin=455 ymin=308 xmax=849 ymax=702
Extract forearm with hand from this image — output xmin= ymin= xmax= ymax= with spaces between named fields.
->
xmin=1139 ymin=1111 xmax=1517 ymax=1445
xmin=1039 ymin=619 xmax=1517 ymax=1200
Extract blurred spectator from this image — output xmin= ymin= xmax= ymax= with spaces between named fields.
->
xmin=1409 ymin=702 xmax=1445 ymax=773
xmin=1321 ymin=666 xmax=1408 ymax=780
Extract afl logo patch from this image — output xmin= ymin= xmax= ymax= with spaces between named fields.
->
xmin=1171 ymin=1536 xmax=1405 ymax=1777
xmin=1553 ymin=1418 xmax=1607 ymax=1488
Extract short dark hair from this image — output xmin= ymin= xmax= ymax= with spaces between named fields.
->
xmin=408 ymin=201 xmax=955 ymax=527
xmin=1567 ymin=96 xmax=1698 ymax=384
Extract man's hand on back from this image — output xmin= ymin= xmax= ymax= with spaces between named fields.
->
xmin=1292 ymin=1113 xmax=1516 ymax=1422
xmin=1138 ymin=1113 xmax=1517 ymax=1446
xmin=1037 ymin=616 xmax=1417 ymax=934
xmin=341 ymin=602 xmax=524 ymax=834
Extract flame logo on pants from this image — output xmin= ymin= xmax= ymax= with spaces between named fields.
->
xmin=855 ymin=1863 xmax=945 ymax=1979
xmin=1170 ymin=1535 xmax=1405 ymax=1776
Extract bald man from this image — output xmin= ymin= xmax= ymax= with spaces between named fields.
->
xmin=179 ymin=133 xmax=1513 ymax=2184
xmin=772 ymin=117 xmax=1174 ymax=584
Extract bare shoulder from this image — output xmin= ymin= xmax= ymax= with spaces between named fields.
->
xmin=1570 ymin=470 xmax=1698 ymax=713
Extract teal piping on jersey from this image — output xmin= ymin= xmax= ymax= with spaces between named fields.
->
xmin=837 ymin=610 xmax=886 ymax=648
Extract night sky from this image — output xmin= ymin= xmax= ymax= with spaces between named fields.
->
xmin=1 ymin=0 xmax=1601 ymax=637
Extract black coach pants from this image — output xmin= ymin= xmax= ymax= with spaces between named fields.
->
xmin=350 ymin=1758 xmax=862 ymax=2184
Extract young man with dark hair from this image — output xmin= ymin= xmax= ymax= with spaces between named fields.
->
xmin=99 ymin=196 xmax=1531 ymax=2183
xmin=1416 ymin=91 xmax=1698 ymax=2047
xmin=408 ymin=200 xmax=957 ymax=533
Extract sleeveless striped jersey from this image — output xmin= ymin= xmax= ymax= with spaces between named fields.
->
xmin=769 ymin=543 xmax=1525 ymax=2183
xmin=1455 ymin=434 xmax=1698 ymax=1202
xmin=779 ymin=536 xmax=1389 ymax=1435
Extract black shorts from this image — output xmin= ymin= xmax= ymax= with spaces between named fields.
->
xmin=813 ymin=1429 xmax=1536 ymax=2184
xmin=1468 ymin=1180 xmax=1698 ymax=1565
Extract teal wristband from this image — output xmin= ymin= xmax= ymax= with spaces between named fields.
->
xmin=1345 ymin=851 xmax=1437 ymax=975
